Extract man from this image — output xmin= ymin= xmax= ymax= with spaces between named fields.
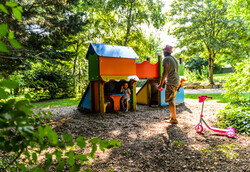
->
xmin=158 ymin=45 xmax=180 ymax=124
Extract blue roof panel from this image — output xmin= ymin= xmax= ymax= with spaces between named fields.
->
xmin=86 ymin=43 xmax=139 ymax=59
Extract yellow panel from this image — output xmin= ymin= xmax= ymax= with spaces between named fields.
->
xmin=101 ymin=75 xmax=139 ymax=82
xmin=136 ymin=84 xmax=148 ymax=104
xmin=132 ymin=82 xmax=137 ymax=110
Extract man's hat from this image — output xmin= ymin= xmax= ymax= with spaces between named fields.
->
xmin=163 ymin=45 xmax=173 ymax=53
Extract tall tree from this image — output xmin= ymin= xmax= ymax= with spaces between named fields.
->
xmin=168 ymin=0 xmax=249 ymax=84
xmin=0 ymin=0 xmax=88 ymax=77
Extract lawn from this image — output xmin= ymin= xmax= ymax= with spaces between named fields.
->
xmin=32 ymin=98 xmax=81 ymax=109
xmin=185 ymin=93 xmax=250 ymax=103
xmin=213 ymin=73 xmax=231 ymax=83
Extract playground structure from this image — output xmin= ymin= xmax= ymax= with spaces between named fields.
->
xmin=78 ymin=43 xmax=186 ymax=113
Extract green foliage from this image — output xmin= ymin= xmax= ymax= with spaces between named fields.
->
xmin=0 ymin=0 xmax=87 ymax=78
xmin=0 ymin=78 xmax=121 ymax=171
xmin=168 ymin=0 xmax=249 ymax=84
xmin=216 ymin=60 xmax=250 ymax=135
xmin=216 ymin=98 xmax=250 ymax=135
xmin=184 ymin=66 xmax=209 ymax=83
xmin=223 ymin=59 xmax=250 ymax=101
xmin=22 ymin=63 xmax=76 ymax=101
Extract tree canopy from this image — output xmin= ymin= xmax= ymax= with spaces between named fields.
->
xmin=168 ymin=0 xmax=249 ymax=84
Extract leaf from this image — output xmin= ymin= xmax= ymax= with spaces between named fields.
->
xmin=83 ymin=169 xmax=91 ymax=172
xmin=54 ymin=150 xmax=63 ymax=161
xmin=76 ymin=136 xmax=86 ymax=149
xmin=56 ymin=160 xmax=65 ymax=172
xmin=66 ymin=151 xmax=75 ymax=166
xmin=0 ymin=79 xmax=19 ymax=89
xmin=0 ymin=23 xmax=8 ymax=37
xmin=75 ymin=154 xmax=88 ymax=163
xmin=0 ymin=4 xmax=9 ymax=14
xmin=0 ymin=88 xmax=8 ymax=99
xmin=89 ymin=143 xmax=97 ymax=159
xmin=88 ymin=138 xmax=101 ymax=144
xmin=33 ymin=168 xmax=44 ymax=172
xmin=0 ymin=40 xmax=9 ymax=53
xmin=6 ymin=1 xmax=18 ymax=7
xmin=45 ymin=153 xmax=52 ymax=169
xmin=8 ymin=31 xmax=14 ymax=39
xmin=32 ymin=152 xmax=38 ymax=163
xmin=12 ymin=7 xmax=22 ymax=20
xmin=62 ymin=134 xmax=72 ymax=142
xmin=38 ymin=126 xmax=44 ymax=138
xmin=8 ymin=38 xmax=22 ymax=49
xmin=69 ymin=165 xmax=80 ymax=172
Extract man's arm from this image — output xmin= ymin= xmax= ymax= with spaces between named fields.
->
xmin=159 ymin=65 xmax=168 ymax=89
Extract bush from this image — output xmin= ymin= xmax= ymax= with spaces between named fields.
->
xmin=23 ymin=63 xmax=76 ymax=101
xmin=217 ymin=60 xmax=250 ymax=135
xmin=217 ymin=98 xmax=250 ymax=136
xmin=184 ymin=65 xmax=209 ymax=83
xmin=223 ymin=59 xmax=250 ymax=101
xmin=185 ymin=56 xmax=221 ymax=74
xmin=0 ymin=78 xmax=121 ymax=171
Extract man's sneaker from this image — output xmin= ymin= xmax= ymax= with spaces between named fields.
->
xmin=165 ymin=118 xmax=178 ymax=124
xmin=164 ymin=116 xmax=171 ymax=120
xmin=126 ymin=108 xmax=128 ymax=112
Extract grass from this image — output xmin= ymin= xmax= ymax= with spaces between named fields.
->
xmin=213 ymin=73 xmax=231 ymax=83
xmin=32 ymin=98 xmax=81 ymax=109
xmin=185 ymin=93 xmax=250 ymax=103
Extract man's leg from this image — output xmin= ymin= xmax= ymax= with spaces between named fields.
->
xmin=169 ymin=101 xmax=176 ymax=120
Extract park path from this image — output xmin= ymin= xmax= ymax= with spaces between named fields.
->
xmin=184 ymin=88 xmax=224 ymax=94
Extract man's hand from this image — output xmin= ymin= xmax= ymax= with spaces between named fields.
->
xmin=156 ymin=85 xmax=163 ymax=91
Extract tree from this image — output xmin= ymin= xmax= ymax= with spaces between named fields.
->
xmin=88 ymin=0 xmax=166 ymax=46
xmin=168 ymin=0 xmax=249 ymax=84
xmin=0 ymin=0 xmax=88 ymax=78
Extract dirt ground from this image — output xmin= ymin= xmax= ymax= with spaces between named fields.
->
xmin=48 ymin=99 xmax=250 ymax=172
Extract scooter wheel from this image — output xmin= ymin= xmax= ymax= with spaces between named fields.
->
xmin=227 ymin=127 xmax=235 ymax=132
xmin=195 ymin=124 xmax=203 ymax=133
xmin=226 ymin=129 xmax=236 ymax=138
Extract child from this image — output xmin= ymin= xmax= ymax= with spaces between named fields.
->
xmin=120 ymin=82 xmax=131 ymax=112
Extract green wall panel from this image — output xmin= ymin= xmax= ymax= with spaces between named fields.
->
xmin=88 ymin=54 xmax=99 ymax=81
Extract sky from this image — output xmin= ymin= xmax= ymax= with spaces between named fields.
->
xmin=144 ymin=0 xmax=179 ymax=53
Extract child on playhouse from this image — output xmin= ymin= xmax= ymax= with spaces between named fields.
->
xmin=120 ymin=82 xmax=131 ymax=112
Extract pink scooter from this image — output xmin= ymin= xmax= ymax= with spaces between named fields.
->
xmin=195 ymin=95 xmax=236 ymax=138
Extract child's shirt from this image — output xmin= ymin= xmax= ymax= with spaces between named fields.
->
xmin=122 ymin=88 xmax=130 ymax=100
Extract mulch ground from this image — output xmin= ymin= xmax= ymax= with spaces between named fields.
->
xmin=48 ymin=99 xmax=250 ymax=172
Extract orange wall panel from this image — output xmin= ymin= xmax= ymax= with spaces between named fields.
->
xmin=99 ymin=57 xmax=136 ymax=76
xmin=136 ymin=61 xmax=159 ymax=79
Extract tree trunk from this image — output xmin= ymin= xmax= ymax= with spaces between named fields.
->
xmin=124 ymin=1 xmax=134 ymax=46
xmin=208 ymin=54 xmax=214 ymax=85
xmin=73 ymin=42 xmax=79 ymax=76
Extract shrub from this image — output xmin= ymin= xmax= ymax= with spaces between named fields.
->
xmin=0 ymin=78 xmax=121 ymax=171
xmin=217 ymin=60 xmax=250 ymax=135
xmin=185 ymin=56 xmax=221 ymax=74
xmin=223 ymin=59 xmax=250 ymax=101
xmin=184 ymin=65 xmax=209 ymax=83
xmin=217 ymin=98 xmax=250 ymax=136
xmin=23 ymin=63 xmax=76 ymax=101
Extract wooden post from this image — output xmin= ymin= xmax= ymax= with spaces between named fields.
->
xmin=132 ymin=81 xmax=137 ymax=110
xmin=147 ymin=81 xmax=151 ymax=106
xmin=98 ymin=80 xmax=104 ymax=113
xmin=90 ymin=81 xmax=94 ymax=112
xmin=158 ymin=55 xmax=162 ymax=107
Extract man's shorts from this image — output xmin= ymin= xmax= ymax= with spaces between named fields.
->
xmin=165 ymin=84 xmax=178 ymax=102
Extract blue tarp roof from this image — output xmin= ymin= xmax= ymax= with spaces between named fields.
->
xmin=86 ymin=43 xmax=139 ymax=59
